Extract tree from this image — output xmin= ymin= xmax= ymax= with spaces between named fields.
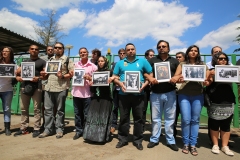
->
xmin=33 ymin=10 xmax=66 ymax=47
xmin=233 ymin=15 xmax=240 ymax=53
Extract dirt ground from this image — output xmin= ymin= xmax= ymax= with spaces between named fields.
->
xmin=0 ymin=114 xmax=240 ymax=160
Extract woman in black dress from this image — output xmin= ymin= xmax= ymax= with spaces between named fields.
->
xmin=83 ymin=56 xmax=115 ymax=142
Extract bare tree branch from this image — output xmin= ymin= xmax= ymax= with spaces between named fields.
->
xmin=33 ymin=10 xmax=67 ymax=47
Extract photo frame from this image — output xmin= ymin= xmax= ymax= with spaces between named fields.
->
xmin=72 ymin=68 xmax=85 ymax=86
xmin=45 ymin=61 xmax=61 ymax=73
xmin=154 ymin=62 xmax=171 ymax=82
xmin=92 ymin=71 xmax=110 ymax=86
xmin=182 ymin=64 xmax=206 ymax=82
xmin=215 ymin=65 xmax=239 ymax=82
xmin=0 ymin=64 xmax=17 ymax=78
xmin=21 ymin=62 xmax=35 ymax=80
xmin=124 ymin=71 xmax=140 ymax=93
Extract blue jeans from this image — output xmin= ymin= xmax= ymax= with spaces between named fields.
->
xmin=150 ymin=90 xmax=176 ymax=144
xmin=178 ymin=94 xmax=203 ymax=147
xmin=0 ymin=91 xmax=13 ymax=122
xmin=73 ymin=97 xmax=91 ymax=134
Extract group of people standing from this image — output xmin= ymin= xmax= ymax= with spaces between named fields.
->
xmin=0 ymin=41 xmax=237 ymax=157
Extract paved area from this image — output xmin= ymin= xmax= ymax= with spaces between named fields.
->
xmin=0 ymin=114 xmax=239 ymax=160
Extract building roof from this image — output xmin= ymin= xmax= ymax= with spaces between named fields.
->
xmin=0 ymin=26 xmax=46 ymax=54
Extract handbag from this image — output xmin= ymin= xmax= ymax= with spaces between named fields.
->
xmin=22 ymin=82 xmax=37 ymax=96
xmin=203 ymin=88 xmax=211 ymax=108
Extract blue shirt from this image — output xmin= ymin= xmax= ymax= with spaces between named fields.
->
xmin=113 ymin=56 xmax=152 ymax=95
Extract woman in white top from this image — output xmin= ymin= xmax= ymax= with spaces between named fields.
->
xmin=0 ymin=46 xmax=16 ymax=136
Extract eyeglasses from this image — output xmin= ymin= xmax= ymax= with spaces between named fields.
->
xmin=54 ymin=47 xmax=63 ymax=49
xmin=176 ymin=56 xmax=182 ymax=58
xmin=30 ymin=48 xmax=39 ymax=51
xmin=157 ymin=45 xmax=167 ymax=49
xmin=218 ymin=57 xmax=227 ymax=61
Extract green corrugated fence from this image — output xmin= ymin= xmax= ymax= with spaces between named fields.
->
xmin=0 ymin=54 xmax=239 ymax=128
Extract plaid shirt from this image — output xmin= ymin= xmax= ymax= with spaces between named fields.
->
xmin=44 ymin=55 xmax=74 ymax=92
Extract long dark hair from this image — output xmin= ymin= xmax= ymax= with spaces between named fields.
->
xmin=0 ymin=46 xmax=14 ymax=64
xmin=97 ymin=56 xmax=109 ymax=71
xmin=185 ymin=45 xmax=203 ymax=65
xmin=211 ymin=52 xmax=229 ymax=67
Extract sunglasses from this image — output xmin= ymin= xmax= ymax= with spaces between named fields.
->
xmin=119 ymin=52 xmax=125 ymax=55
xmin=48 ymin=49 xmax=53 ymax=51
xmin=157 ymin=45 xmax=167 ymax=49
xmin=54 ymin=47 xmax=63 ymax=49
xmin=30 ymin=48 xmax=39 ymax=51
xmin=218 ymin=57 xmax=227 ymax=61
xmin=176 ymin=56 xmax=182 ymax=58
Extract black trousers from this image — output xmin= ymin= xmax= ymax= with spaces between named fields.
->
xmin=118 ymin=94 xmax=144 ymax=144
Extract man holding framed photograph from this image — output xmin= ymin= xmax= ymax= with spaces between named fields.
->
xmin=71 ymin=47 xmax=97 ymax=140
xmin=14 ymin=45 xmax=46 ymax=138
xmin=145 ymin=40 xmax=179 ymax=151
xmin=113 ymin=43 xmax=152 ymax=150
xmin=39 ymin=42 xmax=73 ymax=139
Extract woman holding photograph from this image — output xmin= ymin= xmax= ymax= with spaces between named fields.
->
xmin=0 ymin=46 xmax=16 ymax=136
xmin=83 ymin=56 xmax=116 ymax=143
xmin=171 ymin=45 xmax=209 ymax=156
xmin=207 ymin=52 xmax=235 ymax=156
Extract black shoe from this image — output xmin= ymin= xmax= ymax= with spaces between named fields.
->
xmin=167 ymin=144 xmax=179 ymax=151
xmin=133 ymin=143 xmax=143 ymax=150
xmin=73 ymin=132 xmax=82 ymax=140
xmin=14 ymin=128 xmax=29 ymax=137
xmin=116 ymin=141 xmax=128 ymax=148
xmin=147 ymin=142 xmax=159 ymax=148
xmin=4 ymin=122 xmax=11 ymax=136
xmin=32 ymin=130 xmax=40 ymax=138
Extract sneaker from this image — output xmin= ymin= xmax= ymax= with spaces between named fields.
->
xmin=38 ymin=132 xmax=50 ymax=138
xmin=32 ymin=130 xmax=40 ymax=138
xmin=221 ymin=146 xmax=234 ymax=156
xmin=14 ymin=129 xmax=29 ymax=137
xmin=211 ymin=145 xmax=220 ymax=154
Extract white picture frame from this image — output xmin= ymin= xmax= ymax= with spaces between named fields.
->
xmin=124 ymin=71 xmax=140 ymax=93
xmin=0 ymin=64 xmax=17 ymax=78
xmin=182 ymin=64 xmax=206 ymax=82
xmin=215 ymin=65 xmax=239 ymax=82
xmin=72 ymin=68 xmax=85 ymax=86
xmin=92 ymin=71 xmax=110 ymax=86
xmin=45 ymin=61 xmax=61 ymax=73
xmin=21 ymin=62 xmax=35 ymax=80
xmin=154 ymin=62 xmax=171 ymax=82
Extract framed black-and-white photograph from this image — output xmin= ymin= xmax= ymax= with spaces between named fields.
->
xmin=124 ymin=71 xmax=140 ymax=93
xmin=215 ymin=65 xmax=239 ymax=82
xmin=72 ymin=68 xmax=85 ymax=86
xmin=182 ymin=64 xmax=206 ymax=82
xmin=154 ymin=62 xmax=171 ymax=82
xmin=21 ymin=62 xmax=35 ymax=80
xmin=0 ymin=64 xmax=17 ymax=78
xmin=92 ymin=71 xmax=110 ymax=86
xmin=45 ymin=61 xmax=61 ymax=73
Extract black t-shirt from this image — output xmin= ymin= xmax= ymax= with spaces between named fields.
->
xmin=148 ymin=55 xmax=179 ymax=93
xmin=21 ymin=58 xmax=46 ymax=89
